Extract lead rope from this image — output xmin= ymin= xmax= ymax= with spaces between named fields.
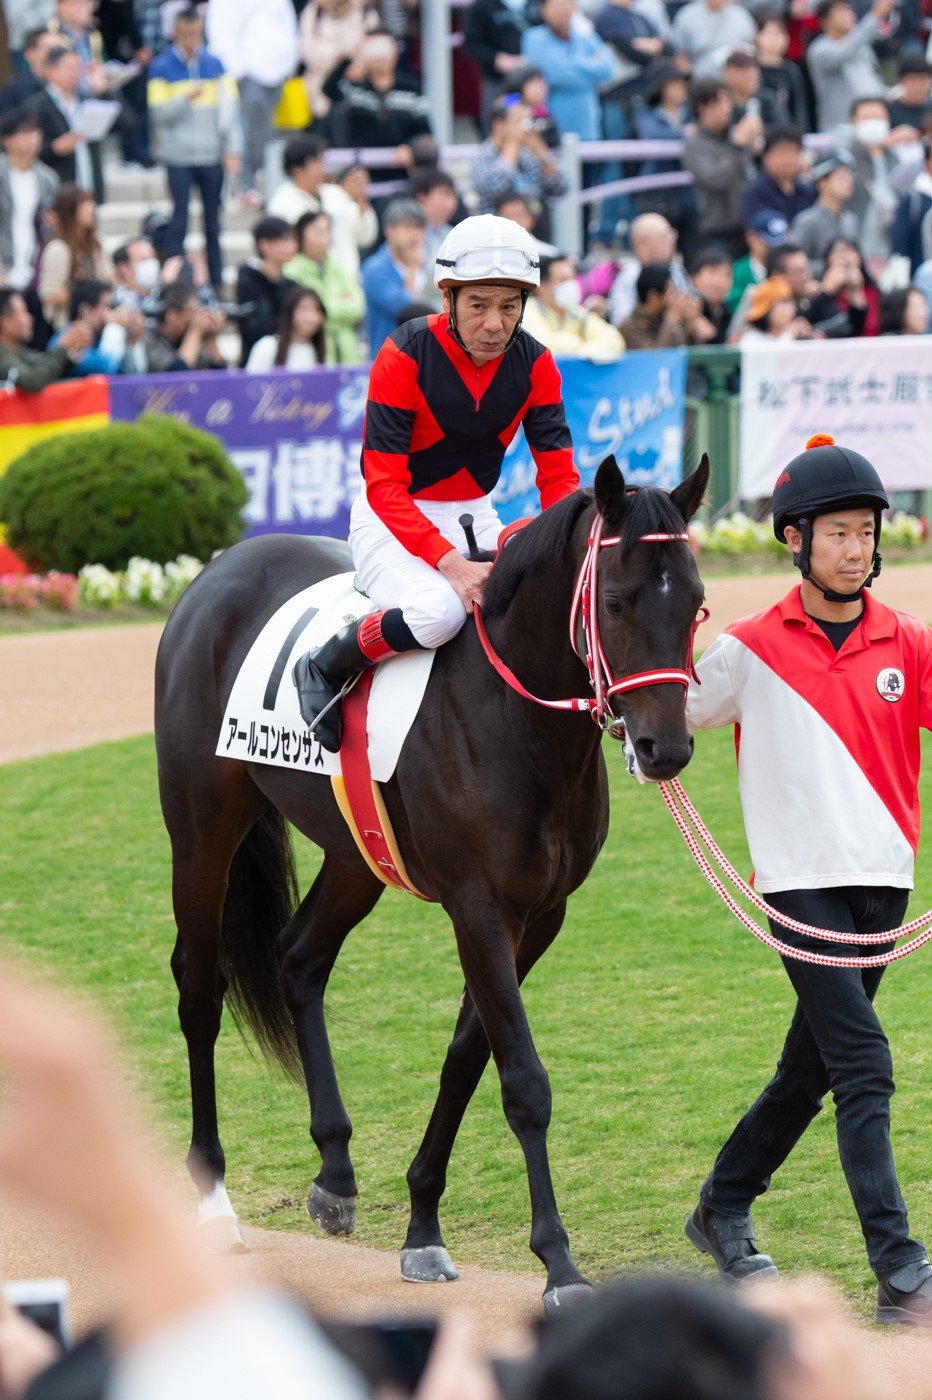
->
xmin=658 ymin=777 xmax=932 ymax=967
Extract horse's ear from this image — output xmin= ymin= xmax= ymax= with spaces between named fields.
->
xmin=594 ymin=455 xmax=628 ymax=531
xmin=670 ymin=453 xmax=710 ymax=523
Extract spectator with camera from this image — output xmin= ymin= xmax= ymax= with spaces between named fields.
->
xmin=722 ymin=49 xmax=779 ymax=128
xmin=689 ymin=247 xmax=734 ymax=343
xmin=147 ymin=7 xmax=242 ymax=296
xmin=284 ymin=210 xmax=364 ymax=363
xmin=139 ymin=281 xmax=226 ymax=372
xmin=245 ymin=284 xmax=328 ymax=370
xmin=471 ymin=94 xmax=566 ymax=229
xmin=48 ymin=276 xmax=146 ymax=374
xmin=0 ymin=108 xmax=58 ymax=293
xmin=322 ymin=29 xmax=432 ymax=184
xmin=29 ymin=45 xmax=104 ymax=202
xmin=804 ymin=235 xmax=880 ymax=335
xmin=683 ymin=77 xmax=760 ymax=252
xmin=234 ymin=215 xmax=298 ymax=366
xmin=0 ymin=286 xmax=92 ymax=391
xmin=266 ymin=135 xmax=378 ymax=278
xmin=616 ymin=262 xmax=697 ymax=348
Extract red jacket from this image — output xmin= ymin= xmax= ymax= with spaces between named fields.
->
xmin=361 ymin=312 xmax=579 ymax=565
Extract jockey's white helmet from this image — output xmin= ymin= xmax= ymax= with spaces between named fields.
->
xmin=433 ymin=215 xmax=541 ymax=290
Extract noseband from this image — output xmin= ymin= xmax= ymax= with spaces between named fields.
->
xmin=474 ymin=509 xmax=709 ymax=731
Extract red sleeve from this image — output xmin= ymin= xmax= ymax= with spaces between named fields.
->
xmin=362 ymin=340 xmax=454 ymax=568
xmin=916 ymin=617 xmax=932 ymax=733
xmin=524 ymin=350 xmax=580 ymax=510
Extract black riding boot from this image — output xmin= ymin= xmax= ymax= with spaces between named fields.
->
xmin=292 ymin=619 xmax=373 ymax=753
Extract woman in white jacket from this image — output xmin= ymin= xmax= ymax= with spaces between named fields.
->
xmin=298 ymin=0 xmax=378 ymax=122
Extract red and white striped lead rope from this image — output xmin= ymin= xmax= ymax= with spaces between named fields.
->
xmin=658 ymin=777 xmax=932 ymax=968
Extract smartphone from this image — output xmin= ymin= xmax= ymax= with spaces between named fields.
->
xmin=5 ymin=1279 xmax=72 ymax=1349
xmin=318 ymin=1317 xmax=438 ymax=1394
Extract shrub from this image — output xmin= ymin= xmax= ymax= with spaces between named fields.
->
xmin=0 ymin=415 xmax=248 ymax=573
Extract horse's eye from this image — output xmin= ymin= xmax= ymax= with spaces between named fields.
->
xmin=604 ymin=593 xmax=623 ymax=615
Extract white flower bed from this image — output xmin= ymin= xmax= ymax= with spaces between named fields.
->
xmin=78 ymin=555 xmax=206 ymax=609
xmin=693 ymin=513 xmax=925 ymax=557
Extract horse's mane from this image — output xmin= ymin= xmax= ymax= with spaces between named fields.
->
xmin=481 ymin=485 xmax=687 ymax=617
xmin=481 ymin=490 xmax=592 ymax=617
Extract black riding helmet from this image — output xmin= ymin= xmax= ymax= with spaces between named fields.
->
xmin=771 ymin=434 xmax=889 ymax=602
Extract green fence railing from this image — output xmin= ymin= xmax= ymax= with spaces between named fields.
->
xmin=684 ymin=347 xmax=741 ymax=521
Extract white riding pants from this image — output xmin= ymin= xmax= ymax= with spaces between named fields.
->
xmin=349 ymin=493 xmax=503 ymax=648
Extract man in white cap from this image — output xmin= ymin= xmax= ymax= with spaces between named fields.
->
xmin=293 ymin=213 xmax=580 ymax=749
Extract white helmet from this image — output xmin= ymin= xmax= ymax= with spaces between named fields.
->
xmin=433 ymin=214 xmax=541 ymax=290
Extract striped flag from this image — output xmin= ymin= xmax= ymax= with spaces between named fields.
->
xmin=0 ymin=377 xmax=111 ymax=480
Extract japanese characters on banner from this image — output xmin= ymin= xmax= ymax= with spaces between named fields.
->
xmin=108 ymin=351 xmax=687 ymax=537
xmin=739 ymin=337 xmax=932 ymax=499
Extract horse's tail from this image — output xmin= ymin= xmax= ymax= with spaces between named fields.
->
xmin=221 ymin=809 xmax=303 ymax=1082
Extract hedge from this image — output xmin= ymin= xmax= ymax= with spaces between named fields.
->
xmin=0 ymin=414 xmax=248 ymax=572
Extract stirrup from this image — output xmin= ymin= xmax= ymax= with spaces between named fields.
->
xmin=305 ymin=670 xmax=362 ymax=736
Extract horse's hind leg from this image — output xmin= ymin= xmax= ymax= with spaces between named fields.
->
xmin=402 ymin=901 xmax=568 ymax=1285
xmin=166 ymin=763 xmax=267 ymax=1252
xmin=279 ymin=854 xmax=384 ymax=1237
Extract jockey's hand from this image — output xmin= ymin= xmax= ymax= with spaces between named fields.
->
xmin=437 ymin=549 xmax=493 ymax=614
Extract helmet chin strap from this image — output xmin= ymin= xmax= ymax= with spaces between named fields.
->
xmin=446 ymin=287 xmax=531 ymax=355
xmin=793 ymin=515 xmax=883 ymax=604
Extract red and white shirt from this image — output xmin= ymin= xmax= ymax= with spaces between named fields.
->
xmin=685 ymin=586 xmax=932 ymax=893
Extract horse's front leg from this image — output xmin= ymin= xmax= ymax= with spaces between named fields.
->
xmin=453 ymin=893 xmax=589 ymax=1314
xmin=402 ymin=902 xmax=569 ymax=1285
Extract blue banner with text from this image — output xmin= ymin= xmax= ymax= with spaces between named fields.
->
xmin=109 ymin=350 xmax=686 ymax=539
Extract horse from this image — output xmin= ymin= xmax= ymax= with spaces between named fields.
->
xmin=154 ymin=452 xmax=709 ymax=1314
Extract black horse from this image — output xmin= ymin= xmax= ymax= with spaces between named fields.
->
xmin=154 ymin=454 xmax=709 ymax=1313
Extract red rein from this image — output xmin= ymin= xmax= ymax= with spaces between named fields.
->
xmin=474 ymin=510 xmax=709 ymax=729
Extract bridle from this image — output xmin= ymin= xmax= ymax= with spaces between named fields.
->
xmin=474 ymin=508 xmax=709 ymax=733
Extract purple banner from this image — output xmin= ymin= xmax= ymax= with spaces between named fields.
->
xmin=109 ymin=368 xmax=371 ymax=539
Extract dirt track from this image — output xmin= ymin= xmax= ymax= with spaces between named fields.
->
xmin=5 ymin=566 xmax=932 ymax=1380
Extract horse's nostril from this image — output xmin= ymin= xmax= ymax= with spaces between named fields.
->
xmin=635 ymin=736 xmax=660 ymax=767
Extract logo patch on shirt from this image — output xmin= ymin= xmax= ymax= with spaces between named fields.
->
xmin=876 ymin=667 xmax=905 ymax=702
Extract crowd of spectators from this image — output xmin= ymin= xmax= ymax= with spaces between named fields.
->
xmin=3 ymin=0 xmax=932 ymax=390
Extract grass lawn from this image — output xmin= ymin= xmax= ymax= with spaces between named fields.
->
xmin=2 ymin=731 xmax=932 ymax=1322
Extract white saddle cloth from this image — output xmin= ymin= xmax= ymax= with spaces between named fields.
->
xmin=216 ymin=572 xmax=435 ymax=780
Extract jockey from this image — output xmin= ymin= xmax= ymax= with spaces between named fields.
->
xmin=293 ymin=214 xmax=581 ymax=750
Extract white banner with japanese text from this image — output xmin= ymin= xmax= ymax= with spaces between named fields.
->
xmin=739 ymin=337 xmax=932 ymax=498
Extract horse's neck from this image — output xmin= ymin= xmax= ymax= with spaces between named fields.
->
xmin=479 ymin=514 xmax=599 ymax=750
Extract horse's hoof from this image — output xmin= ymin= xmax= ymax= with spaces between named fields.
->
xmin=198 ymin=1216 xmax=249 ymax=1255
xmin=542 ymin=1282 xmax=593 ymax=1317
xmin=401 ymin=1245 xmax=459 ymax=1283
xmin=307 ymin=1182 xmax=357 ymax=1237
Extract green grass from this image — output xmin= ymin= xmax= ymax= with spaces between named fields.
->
xmin=2 ymin=732 xmax=932 ymax=1321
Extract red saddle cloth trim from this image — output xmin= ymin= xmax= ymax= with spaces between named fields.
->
xmin=340 ymin=669 xmax=431 ymax=900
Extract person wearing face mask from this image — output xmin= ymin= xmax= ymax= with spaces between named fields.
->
xmin=845 ymin=95 xmax=916 ymax=272
xmin=111 ymin=237 xmax=162 ymax=309
xmin=521 ymin=251 xmax=626 ymax=360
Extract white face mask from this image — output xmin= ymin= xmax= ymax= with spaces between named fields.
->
xmin=553 ymin=278 xmax=582 ymax=313
xmin=134 ymin=257 xmax=161 ymax=292
xmin=854 ymin=117 xmax=889 ymax=147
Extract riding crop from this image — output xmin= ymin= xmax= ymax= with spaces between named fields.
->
xmin=658 ymin=778 xmax=932 ymax=968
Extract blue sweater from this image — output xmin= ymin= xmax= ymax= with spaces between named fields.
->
xmin=361 ymin=243 xmax=419 ymax=356
xmin=520 ymin=24 xmax=615 ymax=141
